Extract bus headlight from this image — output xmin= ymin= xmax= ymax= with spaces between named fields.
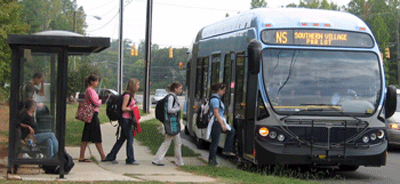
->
xmin=259 ymin=127 xmax=269 ymax=137
xmin=370 ymin=133 xmax=377 ymax=141
xmin=377 ymin=130 xmax=385 ymax=139
xmin=277 ymin=134 xmax=285 ymax=142
xmin=269 ymin=131 xmax=277 ymax=139
xmin=362 ymin=136 xmax=369 ymax=143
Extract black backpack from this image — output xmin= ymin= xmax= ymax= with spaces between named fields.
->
xmin=41 ymin=152 xmax=74 ymax=174
xmin=197 ymin=96 xmax=220 ymax=129
xmin=155 ymin=94 xmax=175 ymax=123
xmin=106 ymin=92 xmax=131 ymax=121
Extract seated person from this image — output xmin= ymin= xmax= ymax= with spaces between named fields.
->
xmin=19 ymin=100 xmax=58 ymax=158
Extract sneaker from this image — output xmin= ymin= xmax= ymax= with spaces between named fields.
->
xmin=152 ymin=161 xmax=165 ymax=166
xmin=21 ymin=153 xmax=31 ymax=159
xmin=126 ymin=160 xmax=140 ymax=165
xmin=175 ymin=162 xmax=184 ymax=166
xmin=112 ymin=160 xmax=119 ymax=164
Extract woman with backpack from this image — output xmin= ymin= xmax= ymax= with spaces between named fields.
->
xmin=79 ymin=74 xmax=106 ymax=162
xmin=152 ymin=82 xmax=184 ymax=166
xmin=104 ymin=78 xmax=140 ymax=165
xmin=207 ymin=82 xmax=236 ymax=167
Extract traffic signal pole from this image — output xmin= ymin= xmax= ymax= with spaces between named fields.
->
xmin=143 ymin=0 xmax=153 ymax=113
xmin=397 ymin=8 xmax=400 ymax=86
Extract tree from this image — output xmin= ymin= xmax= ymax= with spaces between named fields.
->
xmin=251 ymin=0 xmax=267 ymax=9
xmin=0 ymin=0 xmax=29 ymax=96
xmin=298 ymin=0 xmax=340 ymax=10
xmin=19 ymin=0 xmax=86 ymax=34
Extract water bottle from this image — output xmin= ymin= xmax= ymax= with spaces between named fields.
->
xmin=27 ymin=139 xmax=36 ymax=147
xmin=27 ymin=139 xmax=33 ymax=146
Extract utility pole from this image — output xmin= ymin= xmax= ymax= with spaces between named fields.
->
xmin=118 ymin=0 xmax=124 ymax=94
xmin=397 ymin=8 xmax=400 ymax=86
xmin=144 ymin=0 xmax=153 ymax=113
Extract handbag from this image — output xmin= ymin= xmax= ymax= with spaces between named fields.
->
xmin=75 ymin=95 xmax=95 ymax=123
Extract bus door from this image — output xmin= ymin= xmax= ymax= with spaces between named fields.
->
xmin=234 ymin=53 xmax=255 ymax=160
xmin=223 ymin=53 xmax=235 ymax=127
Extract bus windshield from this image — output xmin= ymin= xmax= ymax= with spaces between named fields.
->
xmin=263 ymin=49 xmax=381 ymax=115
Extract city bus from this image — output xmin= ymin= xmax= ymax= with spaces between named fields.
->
xmin=183 ymin=8 xmax=397 ymax=170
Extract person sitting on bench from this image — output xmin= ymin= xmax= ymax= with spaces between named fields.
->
xmin=19 ymin=100 xmax=58 ymax=158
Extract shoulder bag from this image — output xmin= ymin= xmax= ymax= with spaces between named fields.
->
xmin=75 ymin=95 xmax=96 ymax=123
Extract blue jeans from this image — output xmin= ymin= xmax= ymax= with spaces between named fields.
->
xmin=208 ymin=121 xmax=236 ymax=165
xmin=105 ymin=118 xmax=135 ymax=164
xmin=34 ymin=132 xmax=59 ymax=158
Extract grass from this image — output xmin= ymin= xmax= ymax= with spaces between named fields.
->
xmin=181 ymin=166 xmax=319 ymax=184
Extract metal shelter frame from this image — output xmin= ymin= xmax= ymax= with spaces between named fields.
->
xmin=7 ymin=31 xmax=109 ymax=178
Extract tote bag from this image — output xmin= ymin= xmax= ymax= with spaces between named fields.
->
xmin=75 ymin=97 xmax=95 ymax=123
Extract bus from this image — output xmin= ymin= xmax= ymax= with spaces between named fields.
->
xmin=183 ymin=8 xmax=397 ymax=170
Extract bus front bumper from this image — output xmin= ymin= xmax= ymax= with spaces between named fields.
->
xmin=254 ymin=139 xmax=387 ymax=166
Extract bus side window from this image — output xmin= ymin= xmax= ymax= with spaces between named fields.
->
xmin=202 ymin=57 xmax=209 ymax=99
xmin=195 ymin=58 xmax=203 ymax=99
xmin=211 ymin=54 xmax=221 ymax=84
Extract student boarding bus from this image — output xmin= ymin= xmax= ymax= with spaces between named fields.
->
xmin=183 ymin=8 xmax=397 ymax=171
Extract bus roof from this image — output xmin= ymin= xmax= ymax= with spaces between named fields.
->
xmin=198 ymin=8 xmax=371 ymax=40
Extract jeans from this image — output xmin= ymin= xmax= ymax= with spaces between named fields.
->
xmin=105 ymin=118 xmax=135 ymax=164
xmin=34 ymin=132 xmax=59 ymax=158
xmin=208 ymin=121 xmax=236 ymax=165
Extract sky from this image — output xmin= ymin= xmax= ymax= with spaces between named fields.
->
xmin=76 ymin=0 xmax=351 ymax=48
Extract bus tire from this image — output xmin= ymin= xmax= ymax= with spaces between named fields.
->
xmin=338 ymin=165 xmax=359 ymax=171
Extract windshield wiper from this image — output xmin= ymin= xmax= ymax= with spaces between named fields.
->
xmin=280 ymin=103 xmax=364 ymax=123
xmin=280 ymin=104 xmax=341 ymax=121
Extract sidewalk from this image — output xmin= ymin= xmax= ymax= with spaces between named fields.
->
xmin=1 ymin=107 xmax=217 ymax=183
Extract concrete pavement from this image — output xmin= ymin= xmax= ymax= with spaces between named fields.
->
xmin=1 ymin=107 xmax=218 ymax=182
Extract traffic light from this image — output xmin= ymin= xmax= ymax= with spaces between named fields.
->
xmin=385 ymin=47 xmax=390 ymax=59
xmin=169 ymin=47 xmax=173 ymax=58
xmin=130 ymin=45 xmax=138 ymax=56
xmin=179 ymin=62 xmax=183 ymax=70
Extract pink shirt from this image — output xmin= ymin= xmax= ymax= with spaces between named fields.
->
xmin=122 ymin=94 xmax=135 ymax=119
xmin=86 ymin=87 xmax=102 ymax=112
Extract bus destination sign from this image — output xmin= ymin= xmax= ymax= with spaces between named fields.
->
xmin=261 ymin=29 xmax=373 ymax=48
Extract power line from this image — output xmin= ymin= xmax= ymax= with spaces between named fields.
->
xmin=135 ymin=0 xmax=242 ymax=12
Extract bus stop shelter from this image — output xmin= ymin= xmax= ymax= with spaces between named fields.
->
xmin=7 ymin=31 xmax=110 ymax=178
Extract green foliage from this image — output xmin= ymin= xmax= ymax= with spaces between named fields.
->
xmin=19 ymin=0 xmax=86 ymax=34
xmin=0 ymin=0 xmax=28 ymax=92
xmin=250 ymin=0 xmax=267 ymax=9
xmin=68 ymin=62 xmax=102 ymax=95
xmin=298 ymin=0 xmax=340 ymax=10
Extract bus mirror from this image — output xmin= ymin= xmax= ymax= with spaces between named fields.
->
xmin=248 ymin=39 xmax=262 ymax=74
xmin=385 ymin=85 xmax=397 ymax=119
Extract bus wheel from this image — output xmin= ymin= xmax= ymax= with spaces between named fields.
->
xmin=338 ymin=165 xmax=359 ymax=171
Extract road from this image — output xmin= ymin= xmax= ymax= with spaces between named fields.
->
xmin=322 ymin=148 xmax=400 ymax=184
